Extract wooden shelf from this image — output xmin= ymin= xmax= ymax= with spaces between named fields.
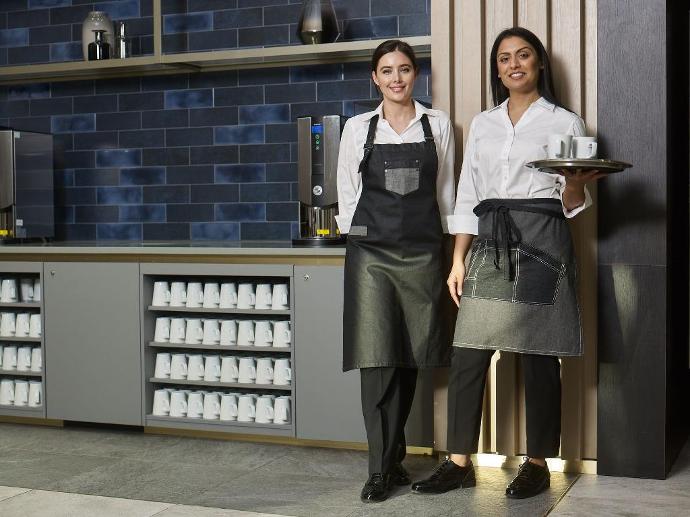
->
xmin=148 ymin=305 xmax=290 ymax=316
xmin=0 ymin=303 xmax=41 ymax=309
xmin=148 ymin=341 xmax=291 ymax=352
xmin=150 ymin=377 xmax=292 ymax=391
xmin=0 ymin=36 xmax=431 ymax=85
xmin=0 ymin=337 xmax=41 ymax=343
xmin=146 ymin=414 xmax=290 ymax=428
xmin=0 ymin=369 xmax=42 ymax=377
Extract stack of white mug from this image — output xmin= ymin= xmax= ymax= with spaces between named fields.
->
xmin=0 ymin=345 xmax=42 ymax=372
xmin=0 ymin=312 xmax=41 ymax=339
xmin=155 ymin=352 xmax=291 ymax=386
xmin=0 ymin=277 xmax=41 ymax=304
xmin=546 ymin=135 xmax=598 ymax=159
xmin=154 ymin=317 xmax=290 ymax=348
xmin=0 ymin=379 xmax=42 ymax=407
xmin=152 ymin=280 xmax=289 ymax=310
xmin=152 ymin=388 xmax=291 ymax=424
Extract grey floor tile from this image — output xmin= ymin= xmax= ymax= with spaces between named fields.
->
xmin=549 ymin=494 xmax=690 ymax=517
xmin=0 ymin=485 xmax=30 ymax=502
xmin=157 ymin=504 xmax=289 ymax=516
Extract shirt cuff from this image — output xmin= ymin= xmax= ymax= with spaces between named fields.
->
xmin=447 ymin=214 xmax=479 ymax=235
xmin=561 ymin=186 xmax=592 ymax=218
xmin=335 ymin=214 xmax=351 ymax=234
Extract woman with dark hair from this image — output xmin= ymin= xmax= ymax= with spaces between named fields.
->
xmin=412 ymin=27 xmax=603 ymax=499
xmin=336 ymin=39 xmax=456 ymax=503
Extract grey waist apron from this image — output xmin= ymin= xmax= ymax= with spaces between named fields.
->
xmin=343 ymin=114 xmax=455 ymax=371
xmin=453 ymin=198 xmax=583 ymax=357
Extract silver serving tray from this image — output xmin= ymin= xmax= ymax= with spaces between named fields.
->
xmin=526 ymin=159 xmax=633 ymax=175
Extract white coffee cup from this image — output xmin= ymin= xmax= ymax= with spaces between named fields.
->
xmin=272 ymin=320 xmax=291 ymax=348
xmin=274 ymin=396 xmax=291 ymax=424
xmin=237 ymin=393 xmax=257 ymax=422
xmin=237 ymin=283 xmax=255 ymax=309
xmin=29 ymin=314 xmax=41 ymax=338
xmin=0 ymin=345 xmax=3 ymax=369
xmin=170 ymin=353 xmax=188 ymax=380
xmin=152 ymin=388 xmax=171 ymax=416
xmin=1 ymin=279 xmax=18 ymax=303
xmin=271 ymin=284 xmax=289 ymax=310
xmin=14 ymin=313 xmax=30 ymax=338
xmin=237 ymin=320 xmax=255 ymax=347
xmin=16 ymin=346 xmax=32 ymax=371
xmin=0 ymin=379 xmax=14 ymax=405
xmin=28 ymin=380 xmax=41 ymax=407
xmin=154 ymin=317 xmax=171 ymax=343
xmin=2 ymin=345 xmax=17 ymax=370
xmin=255 ymin=357 xmax=274 ymax=385
xmin=255 ymin=394 xmax=275 ymax=424
xmin=30 ymin=347 xmax=42 ymax=372
xmin=185 ymin=318 xmax=204 ymax=344
xmin=169 ymin=390 xmax=188 ymax=417
xmin=571 ymin=136 xmax=598 ymax=159
xmin=203 ymin=354 xmax=221 ymax=382
xmin=169 ymin=318 xmax=186 ymax=344
xmin=220 ymin=393 xmax=239 ymax=421
xmin=170 ymin=282 xmax=187 ymax=307
xmin=152 ymin=281 xmax=171 ymax=306
xmin=202 ymin=392 xmax=221 ymax=420
xmin=186 ymin=282 xmax=204 ymax=308
xmin=254 ymin=320 xmax=273 ymax=347
xmin=13 ymin=380 xmax=28 ymax=407
xmin=219 ymin=283 xmax=238 ymax=309
xmin=154 ymin=352 xmax=172 ymax=379
xmin=219 ymin=319 xmax=237 ymax=346
xmin=0 ymin=312 xmax=16 ymax=337
xmin=187 ymin=391 xmax=204 ymax=418
xmin=33 ymin=278 xmax=41 ymax=302
xmin=238 ymin=356 xmax=256 ymax=384
xmin=255 ymin=283 xmax=273 ymax=310
xmin=202 ymin=319 xmax=220 ymax=345
xmin=220 ymin=355 xmax=239 ymax=383
xmin=203 ymin=283 xmax=221 ymax=308
xmin=19 ymin=278 xmax=34 ymax=302
xmin=273 ymin=358 xmax=292 ymax=386
xmin=547 ymin=134 xmax=573 ymax=159
xmin=186 ymin=354 xmax=205 ymax=381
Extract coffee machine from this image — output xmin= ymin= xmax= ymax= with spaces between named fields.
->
xmin=294 ymin=115 xmax=346 ymax=246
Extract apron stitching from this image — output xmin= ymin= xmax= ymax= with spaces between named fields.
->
xmin=518 ymin=248 xmax=561 ymax=273
xmin=512 ymin=251 xmax=520 ymax=303
xmin=452 ymin=341 xmax=581 ymax=356
xmin=550 ymin=265 xmax=567 ymax=304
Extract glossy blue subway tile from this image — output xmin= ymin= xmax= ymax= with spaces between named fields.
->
xmin=188 ymin=29 xmax=237 ymax=51
xmin=166 ymin=127 xmax=213 ymax=147
xmin=238 ymin=0 xmax=289 ymax=6
xmin=30 ymin=97 xmax=71 ymax=116
xmin=97 ymin=223 xmax=142 ymax=240
xmin=52 ymin=81 xmax=94 ymax=98
xmin=75 ymin=205 xmax=119 ymax=223
xmin=332 ymin=0 xmax=369 ymax=18
xmin=74 ymin=94 xmax=118 ymax=114
xmin=343 ymin=17 xmax=398 ymax=40
xmin=189 ymin=70 xmax=238 ymax=89
xmin=161 ymin=0 xmax=187 ymax=15
xmin=189 ymin=145 xmax=239 ymax=165
xmin=214 ymin=125 xmax=264 ymax=144
xmin=55 ymin=223 xmax=97 ymax=241
xmin=53 ymin=133 xmax=73 ymax=151
xmin=120 ymin=167 xmax=166 ymax=186
xmin=30 ymin=25 xmax=70 ymax=45
xmin=8 ymin=83 xmax=49 ymax=100
xmin=215 ymin=203 xmax=265 ymax=222
xmin=50 ymin=5 xmax=93 ymax=25
xmin=120 ymin=204 xmax=166 ymax=222
xmin=190 ymin=184 xmax=239 ymax=203
xmin=99 ymin=0 xmax=140 ymax=20
xmin=119 ymin=92 xmax=164 ymax=111
xmin=190 ymin=106 xmax=238 ymax=127
xmin=97 ymin=186 xmax=142 ymax=204
xmin=240 ymin=222 xmax=291 ymax=240
xmin=143 ymin=147 xmax=190 ymax=167
xmin=167 ymin=165 xmax=214 ymax=185
xmin=214 ymin=86 xmax=263 ymax=107
xmin=74 ymin=131 xmax=118 ymax=150
xmin=191 ymin=222 xmax=239 ymax=241
xmin=317 ymin=79 xmax=370 ymax=101
xmin=190 ymin=0 xmax=238 ymax=12
xmin=51 ymin=114 xmax=95 ymax=133
xmin=239 ymin=143 xmax=290 ymax=163
xmin=143 ymin=223 xmax=190 ymax=241
xmin=165 ymin=89 xmax=213 ymax=109
xmin=289 ymin=101 xmax=343 ymax=120
xmin=8 ymin=9 xmax=48 ymax=30
xmin=239 ymin=182 xmax=291 ymax=202
xmin=371 ymin=0 xmax=427 ymax=16
xmin=238 ymin=104 xmax=289 ymax=125
xmin=399 ymin=13 xmax=430 ymax=37
xmin=215 ymin=163 xmax=265 ymax=183
xmin=214 ymin=8 xmax=262 ymax=30
xmin=263 ymin=4 xmax=301 ymax=25
xmin=1 ymin=100 xmax=29 ymax=117
xmin=164 ymin=12 xmax=213 ymax=34
xmin=0 ymin=28 xmax=28 ymax=47
xmin=167 ymin=203 xmax=214 ymax=222
xmin=74 ymin=168 xmax=119 ymax=187
xmin=162 ymin=33 xmax=188 ymax=53
xmin=29 ymin=0 xmax=71 ymax=8
xmin=50 ymin=41 xmax=82 ymax=61
xmin=9 ymin=116 xmax=51 ymax=132
xmin=142 ymin=109 xmax=188 ymax=129
xmin=53 ymin=169 xmax=75 ymax=188
xmin=289 ymin=64 xmax=342 ymax=83
xmin=238 ymin=25 xmax=289 ymax=47
xmin=238 ymin=67 xmax=289 ymax=86
xmin=120 ymin=129 xmax=165 ymax=149
xmin=55 ymin=205 xmax=74 ymax=224
xmin=56 ymin=150 xmax=95 ymax=169
xmin=266 ymin=202 xmax=298 ymax=221
xmin=55 ymin=186 xmax=97 ymax=205
xmin=265 ymin=82 xmax=315 ymax=104
xmin=97 ymin=112 xmax=141 ymax=131
xmin=143 ymin=185 xmax=190 ymax=204
xmin=142 ymin=74 xmax=188 ymax=92
xmin=96 ymin=148 xmax=142 ymax=168
xmin=265 ymin=162 xmax=296 ymax=182
xmin=0 ymin=49 xmax=7 ymax=66
xmin=96 ymin=77 xmax=141 ymax=95
xmin=342 ymin=99 xmax=379 ymax=117
xmin=265 ymin=123 xmax=296 ymax=143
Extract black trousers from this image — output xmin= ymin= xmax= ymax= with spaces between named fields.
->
xmin=447 ymin=347 xmax=561 ymax=458
xmin=360 ymin=367 xmax=418 ymax=475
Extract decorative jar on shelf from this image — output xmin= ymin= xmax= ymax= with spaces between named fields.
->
xmin=81 ymin=11 xmax=113 ymax=61
xmin=297 ymin=0 xmax=340 ymax=44
xmin=88 ymin=30 xmax=110 ymax=61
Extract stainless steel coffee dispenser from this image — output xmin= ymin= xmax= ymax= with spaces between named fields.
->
xmin=294 ymin=115 xmax=346 ymax=246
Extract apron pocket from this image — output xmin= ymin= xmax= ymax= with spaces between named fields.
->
xmin=384 ymin=159 xmax=420 ymax=196
xmin=514 ymin=244 xmax=564 ymax=305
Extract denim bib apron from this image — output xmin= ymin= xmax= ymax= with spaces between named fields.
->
xmin=342 ymin=114 xmax=455 ymax=371
xmin=453 ymin=198 xmax=583 ymax=356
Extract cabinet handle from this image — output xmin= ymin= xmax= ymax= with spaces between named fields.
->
xmin=50 ymin=270 xmax=55 ymax=276
xmin=303 ymin=274 xmax=310 ymax=281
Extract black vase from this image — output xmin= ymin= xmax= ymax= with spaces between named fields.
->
xmin=88 ymin=29 xmax=110 ymax=61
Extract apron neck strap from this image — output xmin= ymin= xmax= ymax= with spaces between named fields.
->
xmin=358 ymin=115 xmax=379 ymax=174
xmin=420 ymin=114 xmax=434 ymax=143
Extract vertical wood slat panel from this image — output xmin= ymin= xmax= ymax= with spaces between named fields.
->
xmin=518 ymin=0 xmax=550 ymax=50
xmin=484 ymin=0 xmax=518 ymax=107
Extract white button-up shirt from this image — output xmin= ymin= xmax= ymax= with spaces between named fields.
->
xmin=336 ymin=101 xmax=456 ymax=234
xmin=448 ymin=97 xmax=592 ymax=235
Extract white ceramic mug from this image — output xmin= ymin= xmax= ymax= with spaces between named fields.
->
xmin=255 ymin=283 xmax=273 ymax=310
xmin=152 ymin=281 xmax=171 ymax=306
xmin=255 ymin=394 xmax=275 ymax=424
xmin=154 ymin=317 xmax=171 ymax=343
xmin=219 ymin=319 xmax=237 ymax=346
xmin=0 ymin=279 xmax=17 ymax=303
xmin=169 ymin=281 xmax=187 ymax=307
xmin=255 ymin=357 xmax=274 ymax=385
xmin=14 ymin=313 xmax=30 ymax=338
xmin=237 ymin=320 xmax=255 ymax=347
xmin=187 ymin=391 xmax=204 ymax=418
xmin=273 ymin=358 xmax=292 ymax=386
xmin=203 ymin=282 xmax=221 ymax=308
xmin=547 ymin=134 xmax=573 ymax=159
xmin=202 ymin=319 xmax=220 ymax=345
xmin=254 ymin=320 xmax=273 ymax=347
xmin=571 ymin=136 xmax=598 ymax=159
xmin=237 ymin=283 xmax=255 ymax=309
xmin=28 ymin=380 xmax=41 ymax=407
xmin=271 ymin=283 xmax=289 ymax=310
xmin=186 ymin=282 xmax=204 ymax=308
xmin=202 ymin=392 xmax=221 ymax=420
xmin=0 ymin=344 xmax=3 ymax=369
xmin=274 ymin=396 xmax=291 ymax=424
xmin=13 ymin=380 xmax=28 ymax=406
xmin=170 ymin=353 xmax=188 ymax=380
xmin=29 ymin=313 xmax=41 ymax=338
xmin=33 ymin=278 xmax=41 ymax=302
xmin=219 ymin=392 xmax=239 ymax=421
xmin=203 ymin=354 xmax=221 ymax=382
xmin=16 ymin=346 xmax=32 ymax=371
xmin=19 ymin=278 xmax=34 ymax=302
xmin=30 ymin=347 xmax=42 ymax=372
xmin=185 ymin=318 xmax=204 ymax=344
xmin=220 ymin=355 xmax=239 ymax=383
xmin=0 ymin=312 xmax=16 ymax=337
xmin=238 ymin=356 xmax=256 ymax=384
xmin=169 ymin=390 xmax=188 ymax=417
xmin=2 ymin=345 xmax=17 ymax=370
xmin=186 ymin=354 xmax=205 ymax=381
xmin=219 ymin=282 xmax=238 ymax=309
xmin=169 ymin=318 xmax=186 ymax=344
xmin=154 ymin=352 xmax=172 ymax=379
xmin=272 ymin=320 xmax=291 ymax=348
xmin=0 ymin=379 xmax=14 ymax=405
xmin=152 ymin=388 xmax=171 ymax=416
xmin=237 ymin=394 xmax=257 ymax=422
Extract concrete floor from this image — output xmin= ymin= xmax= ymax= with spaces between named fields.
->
xmin=0 ymin=422 xmax=687 ymax=516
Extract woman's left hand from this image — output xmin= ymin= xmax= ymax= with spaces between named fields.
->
xmin=560 ymin=168 xmax=608 ymax=185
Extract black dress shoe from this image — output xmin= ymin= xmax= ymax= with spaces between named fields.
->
xmin=390 ymin=463 xmax=411 ymax=485
xmin=506 ymin=459 xmax=550 ymax=499
xmin=360 ymin=473 xmax=393 ymax=503
xmin=411 ymin=459 xmax=476 ymax=494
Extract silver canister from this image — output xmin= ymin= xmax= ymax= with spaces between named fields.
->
xmin=114 ymin=21 xmax=130 ymax=59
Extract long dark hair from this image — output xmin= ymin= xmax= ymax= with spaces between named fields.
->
xmin=371 ymin=39 xmax=419 ymax=73
xmin=489 ymin=27 xmax=564 ymax=109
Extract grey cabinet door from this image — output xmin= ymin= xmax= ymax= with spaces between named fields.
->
xmin=44 ymin=262 xmax=141 ymax=425
xmin=294 ymin=265 xmax=367 ymax=443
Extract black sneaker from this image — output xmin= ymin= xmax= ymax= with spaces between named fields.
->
xmin=360 ymin=473 xmax=393 ymax=503
xmin=411 ymin=459 xmax=476 ymax=494
xmin=390 ymin=462 xmax=412 ymax=485
xmin=505 ymin=459 xmax=550 ymax=499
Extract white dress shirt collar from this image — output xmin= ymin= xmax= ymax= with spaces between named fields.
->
xmin=366 ymin=100 xmax=437 ymax=126
xmin=487 ymin=96 xmax=557 ymax=114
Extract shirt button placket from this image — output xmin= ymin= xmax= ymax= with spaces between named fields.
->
xmin=501 ymin=126 xmax=514 ymax=197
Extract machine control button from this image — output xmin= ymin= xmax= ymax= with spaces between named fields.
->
xmin=313 ymin=185 xmax=323 ymax=196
